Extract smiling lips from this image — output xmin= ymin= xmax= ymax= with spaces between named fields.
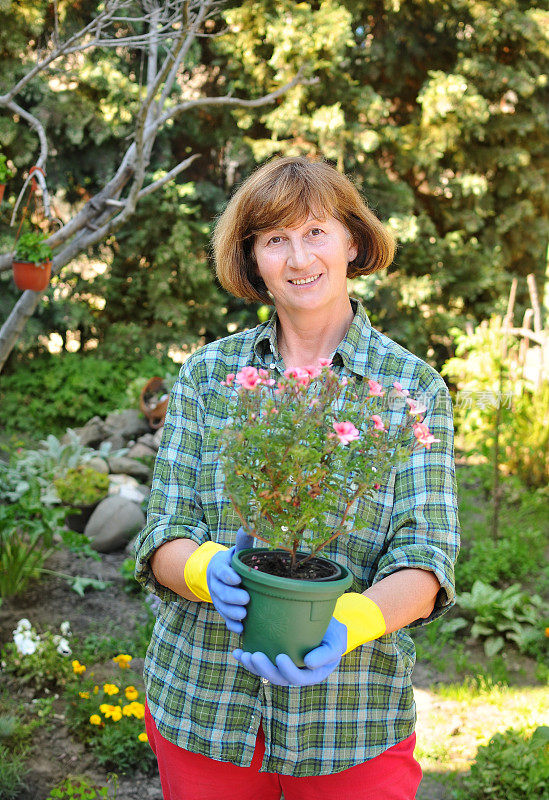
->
xmin=288 ymin=273 xmax=322 ymax=286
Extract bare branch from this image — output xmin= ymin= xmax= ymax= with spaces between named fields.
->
xmin=4 ymin=100 xmax=48 ymax=168
xmin=137 ymin=154 xmax=200 ymax=198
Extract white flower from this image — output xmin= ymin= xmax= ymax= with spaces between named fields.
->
xmin=13 ymin=632 xmax=39 ymax=656
xmin=60 ymin=621 xmax=71 ymax=637
xmin=14 ymin=618 xmax=32 ymax=633
xmin=55 ymin=637 xmax=72 ymax=657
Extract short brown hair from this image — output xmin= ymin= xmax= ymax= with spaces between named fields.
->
xmin=212 ymin=157 xmax=396 ymax=304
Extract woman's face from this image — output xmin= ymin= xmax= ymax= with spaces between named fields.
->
xmin=252 ymin=213 xmax=358 ymax=316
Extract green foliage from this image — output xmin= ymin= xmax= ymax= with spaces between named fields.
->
xmin=219 ymin=366 xmax=424 ymax=567
xmin=455 ymin=727 xmax=549 ymax=800
xmin=442 ymin=317 xmax=548 ymax=487
xmin=452 ymin=580 xmax=546 ymax=658
xmin=456 ymin=466 xmax=548 ymax=590
xmin=53 ymin=466 xmax=109 ymax=506
xmin=0 ymin=743 xmax=28 ymax=799
xmin=0 ymin=351 xmax=172 ymax=438
xmin=1 ymin=619 xmax=74 ymax=692
xmin=0 ymin=153 xmax=14 ymax=182
xmin=14 ymin=230 xmax=53 ymax=264
xmin=0 ymin=478 xmax=65 ymax=599
xmin=65 ymin=668 xmax=155 ymax=775
xmin=46 ymin=776 xmax=114 ymax=800
xmin=119 ymin=557 xmax=142 ymax=595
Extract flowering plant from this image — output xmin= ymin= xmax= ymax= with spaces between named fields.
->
xmin=219 ymin=362 xmax=439 ymax=573
xmin=1 ymin=618 xmax=73 ymax=690
xmin=65 ymin=653 xmax=155 ymax=774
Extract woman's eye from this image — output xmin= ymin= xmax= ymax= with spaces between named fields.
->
xmin=267 ymin=235 xmax=283 ymax=245
xmin=309 ymin=228 xmax=323 ymax=236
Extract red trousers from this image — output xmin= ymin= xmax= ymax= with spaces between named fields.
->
xmin=145 ymin=704 xmax=422 ymax=800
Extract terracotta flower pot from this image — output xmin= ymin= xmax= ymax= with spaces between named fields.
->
xmin=0 ymin=184 xmax=5 ymax=204
xmin=232 ymin=548 xmax=353 ymax=667
xmin=140 ymin=376 xmax=169 ymax=430
xmin=12 ymin=259 xmax=52 ymax=291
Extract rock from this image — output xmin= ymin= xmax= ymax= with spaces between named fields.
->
xmin=108 ymin=456 xmax=151 ymax=481
xmin=102 ymin=432 xmax=127 ymax=453
xmin=137 ymin=433 xmax=158 ymax=451
xmin=86 ymin=456 xmax=109 ymax=474
xmin=108 ymin=473 xmax=140 ymax=494
xmin=65 ymin=416 xmax=108 ymax=448
xmin=153 ymin=427 xmax=164 ymax=449
xmin=85 ymin=495 xmax=146 ymax=553
xmin=118 ymin=482 xmax=149 ymax=504
xmin=104 ymin=409 xmax=149 ymax=439
xmin=127 ymin=443 xmax=157 ymax=460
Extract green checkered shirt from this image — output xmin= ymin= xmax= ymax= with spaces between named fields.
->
xmin=135 ymin=298 xmax=460 ymax=776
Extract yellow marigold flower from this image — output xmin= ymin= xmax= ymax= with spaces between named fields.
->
xmin=103 ymin=683 xmax=119 ymax=696
xmin=79 ymin=691 xmax=90 ymax=699
xmin=123 ymin=701 xmax=145 ymax=719
xmin=125 ymin=685 xmax=139 ymax=701
xmin=545 ymin=627 xmax=549 ymax=637
xmin=101 ymin=704 xmax=122 ymax=721
xmin=113 ymin=654 xmax=133 ymax=669
xmin=138 ymin=732 xmax=148 ymax=743
xmin=72 ymin=660 xmax=86 ymax=675
xmin=93 ymin=685 xmax=99 ymax=694
xmin=89 ymin=714 xmax=102 ymax=726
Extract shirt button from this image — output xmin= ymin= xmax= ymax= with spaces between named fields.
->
xmin=261 ymin=677 xmax=269 ymax=685
xmin=269 ymin=363 xmax=276 ymax=369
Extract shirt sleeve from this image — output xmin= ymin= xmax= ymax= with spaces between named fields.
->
xmin=134 ymin=361 xmax=211 ymax=601
xmin=372 ymin=382 xmax=460 ymax=627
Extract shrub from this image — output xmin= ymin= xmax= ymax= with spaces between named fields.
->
xmin=65 ymin=655 xmax=156 ymax=775
xmin=0 ymin=479 xmax=66 ymax=599
xmin=442 ymin=317 xmax=548 ymax=487
xmin=0 ymin=351 xmax=174 ymax=438
xmin=450 ymin=580 xmax=547 ymax=658
xmin=54 ymin=466 xmax=109 ymax=506
xmin=454 ymin=727 xmax=549 ymax=800
xmin=1 ymin=619 xmax=74 ymax=692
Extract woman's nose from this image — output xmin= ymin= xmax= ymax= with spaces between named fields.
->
xmin=287 ymin=240 xmax=314 ymax=269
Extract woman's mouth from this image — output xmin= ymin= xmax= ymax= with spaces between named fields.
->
xmin=288 ymin=273 xmax=322 ymax=287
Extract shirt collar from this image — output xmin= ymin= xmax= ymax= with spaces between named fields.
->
xmin=253 ymin=298 xmax=372 ymax=377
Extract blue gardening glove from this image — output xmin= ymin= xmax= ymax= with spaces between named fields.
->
xmin=206 ymin=527 xmax=254 ymax=633
xmin=232 ymin=617 xmax=347 ymax=686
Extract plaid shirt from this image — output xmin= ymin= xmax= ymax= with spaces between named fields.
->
xmin=134 ymin=298 xmax=460 ymax=776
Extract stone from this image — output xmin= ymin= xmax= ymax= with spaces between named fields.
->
xmin=108 ymin=473 xmax=139 ymax=494
xmin=86 ymin=456 xmax=109 ymax=474
xmin=102 ymin=432 xmax=127 ymax=453
xmin=85 ymin=495 xmax=146 ymax=553
xmin=108 ymin=456 xmax=151 ymax=481
xmin=104 ymin=408 xmax=150 ymax=440
xmin=153 ymin=427 xmax=164 ymax=449
xmin=137 ymin=433 xmax=158 ymax=451
xmin=127 ymin=443 xmax=157 ymax=460
xmin=65 ymin=416 xmax=108 ymax=448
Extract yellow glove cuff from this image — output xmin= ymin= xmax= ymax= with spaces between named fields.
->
xmin=333 ymin=593 xmax=386 ymax=655
xmin=183 ymin=542 xmax=228 ymax=602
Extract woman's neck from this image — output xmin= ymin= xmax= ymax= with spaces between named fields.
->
xmin=276 ymin=298 xmax=355 ymax=369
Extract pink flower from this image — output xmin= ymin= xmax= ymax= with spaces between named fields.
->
xmin=222 ymin=373 xmax=235 ymax=387
xmin=318 ymin=358 xmax=332 ymax=368
xmin=392 ymin=381 xmax=409 ymax=397
xmin=374 ymin=483 xmax=380 ymax=490
xmin=406 ymin=397 xmax=427 ymax=416
xmin=303 ymin=365 xmax=322 ymax=379
xmin=236 ymin=366 xmax=261 ymax=390
xmin=332 ymin=421 xmax=360 ymax=445
xmin=412 ymin=422 xmax=440 ymax=450
xmin=371 ymin=415 xmax=385 ymax=431
xmin=284 ymin=367 xmax=311 ymax=386
xmin=368 ymin=379 xmax=385 ymax=397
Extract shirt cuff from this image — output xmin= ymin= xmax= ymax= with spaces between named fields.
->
xmin=373 ymin=544 xmax=456 ymax=627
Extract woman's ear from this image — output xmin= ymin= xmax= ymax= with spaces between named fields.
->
xmin=348 ymin=239 xmax=358 ymax=263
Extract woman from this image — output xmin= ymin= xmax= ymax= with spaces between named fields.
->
xmin=135 ymin=156 xmax=460 ymax=799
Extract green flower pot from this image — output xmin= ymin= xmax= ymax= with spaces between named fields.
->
xmin=231 ymin=548 xmax=353 ymax=667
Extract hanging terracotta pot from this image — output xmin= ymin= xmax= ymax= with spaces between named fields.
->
xmin=0 ymin=184 xmax=5 ymax=204
xmin=140 ymin=376 xmax=170 ymax=430
xmin=12 ymin=258 xmax=52 ymax=291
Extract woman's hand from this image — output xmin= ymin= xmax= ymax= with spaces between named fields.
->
xmin=232 ymin=617 xmax=347 ymax=686
xmin=206 ymin=527 xmax=253 ymax=633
